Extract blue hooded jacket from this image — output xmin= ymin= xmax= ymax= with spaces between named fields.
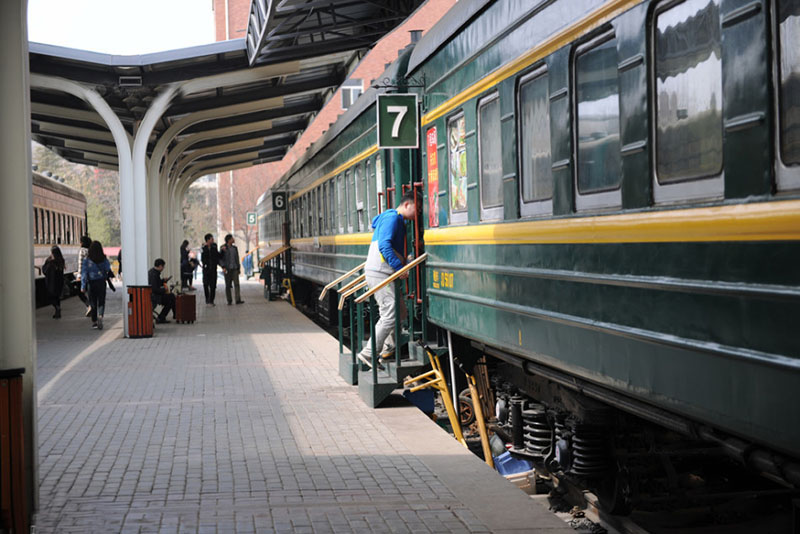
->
xmin=365 ymin=209 xmax=405 ymax=273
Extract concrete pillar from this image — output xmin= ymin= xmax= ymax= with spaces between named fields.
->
xmin=0 ymin=0 xmax=38 ymax=516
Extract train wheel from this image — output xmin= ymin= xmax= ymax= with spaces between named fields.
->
xmin=458 ymin=388 xmax=476 ymax=426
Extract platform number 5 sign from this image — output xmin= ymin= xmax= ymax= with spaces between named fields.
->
xmin=272 ymin=191 xmax=287 ymax=211
xmin=377 ymin=94 xmax=419 ymax=149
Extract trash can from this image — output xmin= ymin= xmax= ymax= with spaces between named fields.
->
xmin=127 ymin=285 xmax=153 ymax=338
xmin=0 ymin=368 xmax=28 ymax=533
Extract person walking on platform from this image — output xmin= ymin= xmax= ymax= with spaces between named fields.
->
xmin=356 ymin=191 xmax=417 ymax=369
xmin=77 ymin=235 xmax=92 ymax=316
xmin=81 ymin=241 xmax=112 ymax=330
xmin=149 ymin=258 xmax=176 ymax=323
xmin=42 ymin=245 xmax=65 ymax=319
xmin=220 ymin=234 xmax=244 ymax=305
xmin=180 ymin=240 xmax=192 ymax=290
xmin=201 ymin=233 xmax=220 ymax=306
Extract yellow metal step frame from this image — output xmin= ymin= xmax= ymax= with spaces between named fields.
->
xmin=466 ymin=373 xmax=494 ymax=469
xmin=404 ymin=344 xmax=467 ymax=448
xmin=281 ymin=278 xmax=295 ymax=307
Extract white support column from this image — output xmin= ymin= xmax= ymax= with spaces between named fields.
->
xmin=132 ymin=85 xmax=179 ymax=286
xmin=0 ymin=0 xmax=38 ymax=516
xmin=30 ymin=74 xmax=135 ymax=337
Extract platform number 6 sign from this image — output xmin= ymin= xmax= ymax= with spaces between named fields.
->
xmin=272 ymin=191 xmax=287 ymax=211
xmin=377 ymin=94 xmax=419 ymax=149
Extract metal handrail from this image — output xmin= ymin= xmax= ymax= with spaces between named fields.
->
xmin=338 ymin=280 xmax=368 ymax=310
xmin=319 ymin=261 xmax=365 ymax=300
xmin=258 ymin=245 xmax=290 ymax=268
xmin=336 ymin=273 xmax=366 ymax=296
xmin=354 ymin=253 xmax=428 ymax=304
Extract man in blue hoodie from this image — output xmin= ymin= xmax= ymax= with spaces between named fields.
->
xmin=357 ymin=191 xmax=417 ymax=369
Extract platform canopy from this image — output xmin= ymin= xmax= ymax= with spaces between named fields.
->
xmin=30 ymin=40 xmax=354 ymax=173
xmin=245 ymin=0 xmax=422 ymax=66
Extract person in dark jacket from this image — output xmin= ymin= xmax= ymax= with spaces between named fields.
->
xmin=42 ymin=245 xmax=65 ymax=319
xmin=81 ymin=241 xmax=112 ymax=330
xmin=201 ymin=233 xmax=220 ymax=306
xmin=149 ymin=258 xmax=176 ymax=323
xmin=219 ymin=234 xmax=244 ymax=305
xmin=180 ymin=240 xmax=191 ymax=289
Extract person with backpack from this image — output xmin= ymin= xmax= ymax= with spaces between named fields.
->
xmin=42 ymin=245 xmax=65 ymax=319
xmin=81 ymin=240 xmax=112 ymax=330
xmin=77 ymin=235 xmax=92 ymax=316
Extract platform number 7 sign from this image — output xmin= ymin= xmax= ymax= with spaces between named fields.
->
xmin=377 ymin=94 xmax=419 ymax=149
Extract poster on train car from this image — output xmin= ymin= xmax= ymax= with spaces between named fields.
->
xmin=426 ymin=127 xmax=439 ymax=227
xmin=448 ymin=116 xmax=468 ymax=213
xmin=377 ymin=94 xmax=419 ymax=149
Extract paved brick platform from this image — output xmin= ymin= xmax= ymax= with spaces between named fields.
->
xmin=34 ymin=280 xmax=571 ymax=533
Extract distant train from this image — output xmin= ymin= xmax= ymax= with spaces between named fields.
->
xmin=32 ymin=170 xmax=88 ymax=306
xmin=257 ymin=0 xmax=800 ymax=508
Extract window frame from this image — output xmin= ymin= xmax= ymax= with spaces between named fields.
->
xmin=345 ymin=169 xmax=353 ymax=232
xmin=650 ymin=0 xmax=725 ymax=204
xmin=447 ymin=111 xmax=469 ymax=225
xmin=337 ymin=174 xmax=345 ymax=233
xmin=772 ymin=0 xmax=800 ymax=190
xmin=354 ymin=163 xmax=364 ymax=231
xmin=517 ymin=66 xmax=554 ymax=218
xmin=477 ymin=92 xmax=504 ymax=221
xmin=573 ymin=30 xmax=623 ymax=212
xmin=376 ymin=154 xmax=385 ymax=213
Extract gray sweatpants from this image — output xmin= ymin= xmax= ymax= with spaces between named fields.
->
xmin=359 ymin=272 xmax=407 ymax=360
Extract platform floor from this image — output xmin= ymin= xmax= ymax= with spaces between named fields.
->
xmin=34 ymin=280 xmax=571 ymax=533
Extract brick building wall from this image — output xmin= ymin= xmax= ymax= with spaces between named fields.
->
xmin=211 ymin=0 xmax=456 ymax=248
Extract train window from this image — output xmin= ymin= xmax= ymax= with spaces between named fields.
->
xmin=354 ymin=164 xmax=363 ymax=231
xmin=518 ymin=68 xmax=553 ymax=217
xmin=653 ymin=0 xmax=724 ymax=202
xmin=448 ymin=113 xmax=468 ymax=224
xmin=337 ymin=174 xmax=344 ymax=232
xmin=345 ymin=169 xmax=352 ymax=232
xmin=575 ymin=32 xmax=622 ymax=211
xmin=33 ymin=209 xmax=39 ymax=244
xmin=307 ymin=194 xmax=313 ymax=237
xmin=777 ymin=0 xmax=800 ymax=189
xmin=478 ymin=93 xmax=503 ymax=221
xmin=366 ymin=158 xmax=374 ymax=220
xmin=317 ymin=187 xmax=323 ymax=236
xmin=376 ymin=154 xmax=384 ymax=212
xmin=321 ymin=183 xmax=328 ymax=235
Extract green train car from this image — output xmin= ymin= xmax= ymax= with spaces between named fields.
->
xmin=261 ymin=0 xmax=800 ymax=499
xmin=268 ymin=55 xmax=420 ymax=324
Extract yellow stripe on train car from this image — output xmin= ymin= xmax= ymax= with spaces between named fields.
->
xmin=424 ymin=200 xmax=800 ymax=245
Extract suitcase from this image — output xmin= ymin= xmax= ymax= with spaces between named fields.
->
xmin=175 ymin=293 xmax=196 ymax=324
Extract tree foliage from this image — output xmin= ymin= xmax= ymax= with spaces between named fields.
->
xmin=182 ymin=183 xmax=217 ymax=249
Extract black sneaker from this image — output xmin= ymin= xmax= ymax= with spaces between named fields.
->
xmin=235 ymin=300 xmax=244 ymax=304
xmin=156 ymin=318 xmax=171 ymax=324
